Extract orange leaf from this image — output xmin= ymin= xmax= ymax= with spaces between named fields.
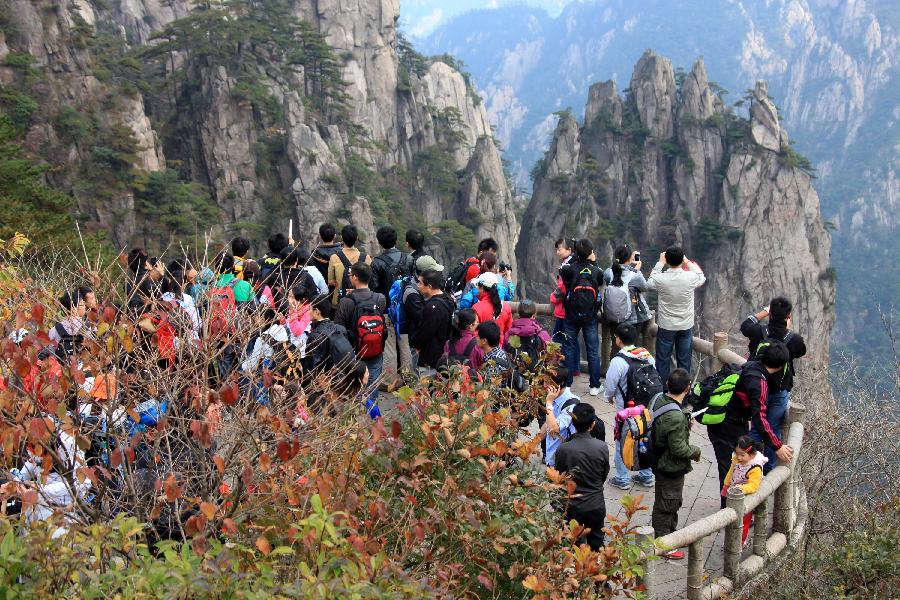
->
xmin=522 ymin=575 xmax=547 ymax=592
xmin=222 ymin=518 xmax=238 ymax=536
xmin=163 ymin=474 xmax=182 ymax=502
xmin=255 ymin=536 xmax=272 ymax=555
xmin=213 ymin=455 xmax=225 ymax=475
xmin=259 ymin=453 xmax=272 ymax=472
xmin=200 ymin=501 xmax=217 ymax=520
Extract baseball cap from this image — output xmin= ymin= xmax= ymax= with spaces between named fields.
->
xmin=415 ymin=255 xmax=444 ymax=273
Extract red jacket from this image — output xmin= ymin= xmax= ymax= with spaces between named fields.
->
xmin=473 ymin=293 xmax=513 ymax=340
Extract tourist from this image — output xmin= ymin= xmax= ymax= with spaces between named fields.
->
xmin=405 ymin=229 xmax=426 ymax=263
xmin=550 ymin=237 xmax=579 ymax=375
xmin=707 ymin=342 xmax=794 ymax=508
xmin=231 ymin=236 xmax=250 ymax=279
xmin=560 ymin=238 xmax=603 ymax=395
xmin=604 ymin=245 xmax=652 ymax=354
xmin=553 ymin=402 xmax=610 ymax=550
xmin=541 ymin=368 xmax=579 ymax=467
xmin=443 ymin=308 xmax=484 ymax=368
xmin=722 ymin=435 xmax=768 ymax=546
xmin=740 ymin=296 xmax=806 ymax=473
xmin=472 ymin=272 xmax=513 ymax=340
xmin=409 ymin=268 xmax=455 ymax=370
xmin=334 ymin=262 xmax=386 ymax=418
xmin=650 ymin=368 xmax=702 ymax=559
xmin=311 ymin=223 xmax=343 ymax=281
xmin=328 ymin=224 xmax=371 ymax=307
xmin=605 ymin=323 xmax=657 ymax=489
xmin=371 ymin=226 xmax=414 ymax=378
xmin=646 ymin=246 xmax=705 ymax=387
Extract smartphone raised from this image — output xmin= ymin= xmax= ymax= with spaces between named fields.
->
xmin=633 ymin=251 xmax=641 ymax=262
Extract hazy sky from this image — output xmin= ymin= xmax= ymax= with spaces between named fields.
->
xmin=401 ymin=0 xmax=572 ymax=38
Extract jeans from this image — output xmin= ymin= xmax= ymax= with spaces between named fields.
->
xmin=614 ymin=437 xmax=654 ymax=483
xmin=749 ymin=389 xmax=789 ymax=473
xmin=362 ymin=355 xmax=384 ymax=419
xmin=655 ymin=328 xmax=693 ymax=388
xmin=563 ymin=316 xmax=600 ymax=388
xmin=553 ymin=318 xmax=580 ymax=371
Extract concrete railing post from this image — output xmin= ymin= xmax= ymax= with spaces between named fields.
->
xmin=724 ymin=487 xmax=745 ymax=579
xmin=635 ymin=525 xmax=655 ymax=596
xmin=712 ymin=332 xmax=728 ymax=371
xmin=752 ymin=496 xmax=768 ymax=557
xmin=687 ymin=539 xmax=704 ymax=600
xmin=775 ymin=402 xmax=806 ymax=534
xmin=600 ymin=320 xmax=611 ymax=375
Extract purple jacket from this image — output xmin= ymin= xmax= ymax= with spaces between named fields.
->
xmin=443 ymin=329 xmax=485 ymax=367
xmin=503 ymin=318 xmax=551 ymax=350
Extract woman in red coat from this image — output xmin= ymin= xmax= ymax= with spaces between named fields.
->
xmin=472 ymin=272 xmax=512 ymax=340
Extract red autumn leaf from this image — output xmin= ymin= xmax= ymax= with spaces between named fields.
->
xmin=391 ymin=420 xmax=402 ymax=439
xmin=477 ymin=573 xmax=494 ymax=590
xmin=124 ymin=446 xmax=136 ymax=463
xmin=191 ymin=535 xmax=208 ymax=556
xmin=276 ymin=440 xmax=292 ymax=462
xmin=30 ymin=304 xmax=44 ymax=327
xmin=213 ymin=455 xmax=225 ymax=475
xmin=219 ymin=382 xmax=239 ymax=406
xmin=163 ymin=474 xmax=182 ymax=502
xmin=27 ymin=417 xmax=50 ymax=442
xmin=20 ymin=488 xmax=38 ymax=509
xmin=109 ymin=449 xmax=123 ymax=468
xmin=255 ymin=536 xmax=272 ymax=555
xmin=262 ymin=368 xmax=273 ymax=389
xmin=259 ymin=453 xmax=272 ymax=472
xmin=102 ymin=306 xmax=117 ymax=325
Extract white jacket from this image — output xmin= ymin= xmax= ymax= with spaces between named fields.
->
xmin=646 ymin=261 xmax=706 ymax=330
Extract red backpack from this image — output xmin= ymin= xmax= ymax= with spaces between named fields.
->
xmin=141 ymin=301 xmax=179 ymax=363
xmin=208 ymin=280 xmax=238 ymax=339
xmin=350 ymin=295 xmax=386 ymax=359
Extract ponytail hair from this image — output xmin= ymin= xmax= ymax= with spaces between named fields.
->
xmin=735 ymin=435 xmax=763 ymax=455
xmin=486 ymin=286 xmax=503 ymax=319
xmin=450 ymin=308 xmax=478 ymax=342
xmin=611 ymin=262 xmax=624 ymax=287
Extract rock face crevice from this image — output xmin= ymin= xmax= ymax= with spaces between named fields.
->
xmin=517 ymin=51 xmax=834 ymax=366
xmin=0 ymin=0 xmax=517 ymax=267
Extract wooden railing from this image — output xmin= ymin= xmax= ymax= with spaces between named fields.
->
xmin=517 ymin=302 xmax=808 ymax=599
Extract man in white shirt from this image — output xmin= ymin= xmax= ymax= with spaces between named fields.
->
xmin=645 ymin=246 xmax=705 ymax=387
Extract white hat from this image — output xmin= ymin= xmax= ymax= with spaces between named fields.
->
xmin=474 ymin=272 xmax=499 ymax=289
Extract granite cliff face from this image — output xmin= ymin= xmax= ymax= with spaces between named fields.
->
xmin=517 ymin=52 xmax=834 ymax=366
xmin=0 ymin=0 xmax=517 ymax=268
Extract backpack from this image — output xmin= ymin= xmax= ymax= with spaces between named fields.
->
xmin=494 ymin=353 xmax=529 ymax=394
xmin=337 ymin=250 xmax=367 ymax=299
xmin=387 ymin=275 xmax=414 ymax=335
xmin=52 ymin=322 xmax=84 ymax=360
xmin=617 ymin=352 xmax=664 ymax=407
xmin=312 ymin=243 xmax=342 ymax=280
xmin=618 ymin=393 xmax=681 ymax=471
xmin=565 ymin=265 xmax=600 ymax=323
xmin=447 ymin=338 xmax=479 ymax=367
xmin=560 ymin=397 xmax=606 ymax=441
xmin=208 ymin=279 xmax=239 ymax=339
xmin=688 ymin=363 xmax=742 ymax=426
xmin=374 ymin=250 xmax=413 ymax=294
xmin=750 ymin=325 xmax=795 ymax=376
xmin=444 ymin=257 xmax=480 ymax=295
xmin=602 ymin=284 xmax=632 ymax=323
xmin=504 ymin=334 xmax=542 ymax=372
xmin=349 ymin=294 xmax=386 ymax=359
xmin=259 ymin=254 xmax=281 ymax=282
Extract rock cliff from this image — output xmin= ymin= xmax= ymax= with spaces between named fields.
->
xmin=0 ymin=0 xmax=517 ymax=268
xmin=517 ymin=52 xmax=834 ymax=366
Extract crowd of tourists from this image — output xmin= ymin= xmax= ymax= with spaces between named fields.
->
xmin=3 ymin=222 xmax=807 ymax=557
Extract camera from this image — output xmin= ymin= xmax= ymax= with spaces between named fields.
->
xmin=499 ymin=262 xmax=511 ymax=273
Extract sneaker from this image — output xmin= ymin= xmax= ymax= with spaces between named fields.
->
xmin=663 ymin=550 xmax=685 ymax=560
xmin=632 ymin=474 xmax=655 ymax=487
xmin=608 ymin=477 xmax=631 ymax=490
xmin=589 ymin=387 xmax=601 ymax=396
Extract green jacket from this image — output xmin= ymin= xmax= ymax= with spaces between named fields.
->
xmin=653 ymin=395 xmax=701 ymax=477
xmin=215 ymin=273 xmax=254 ymax=303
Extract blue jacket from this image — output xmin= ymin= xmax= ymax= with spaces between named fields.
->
xmin=457 ymin=279 xmax=515 ymax=309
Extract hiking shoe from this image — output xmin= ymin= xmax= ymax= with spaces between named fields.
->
xmin=608 ymin=477 xmax=631 ymax=490
xmin=589 ymin=387 xmax=601 ymax=396
xmin=663 ymin=549 xmax=684 ymax=560
xmin=632 ymin=474 xmax=655 ymax=487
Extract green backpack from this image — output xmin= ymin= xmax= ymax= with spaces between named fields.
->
xmin=689 ymin=364 xmax=742 ymax=425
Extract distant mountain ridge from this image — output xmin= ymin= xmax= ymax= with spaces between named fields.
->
xmin=422 ymin=0 xmax=897 ymax=362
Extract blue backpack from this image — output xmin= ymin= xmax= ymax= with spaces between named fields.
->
xmin=388 ymin=275 xmax=413 ymax=335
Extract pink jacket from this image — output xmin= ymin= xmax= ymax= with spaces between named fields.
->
xmin=550 ymin=274 xmax=567 ymax=319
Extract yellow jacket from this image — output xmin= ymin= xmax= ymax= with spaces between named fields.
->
xmin=722 ymin=452 xmax=768 ymax=495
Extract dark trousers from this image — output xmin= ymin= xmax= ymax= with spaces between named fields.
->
xmin=652 ymin=473 xmax=685 ymax=538
xmin=565 ymin=504 xmax=606 ymax=550
xmin=707 ymin=421 xmax=749 ymax=508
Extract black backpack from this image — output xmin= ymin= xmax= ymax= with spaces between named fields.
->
xmin=565 ymin=264 xmax=600 ymax=323
xmin=337 ymin=250 xmax=367 ymax=299
xmin=618 ymin=353 xmax=664 ymax=406
xmin=40 ymin=322 xmax=84 ymax=361
xmin=560 ymin=397 xmax=606 ymax=441
xmin=447 ymin=338 xmax=478 ymax=367
xmin=443 ymin=257 xmax=480 ymax=295
xmin=311 ymin=243 xmax=343 ymax=280
xmin=373 ymin=250 xmax=413 ymax=295
xmin=504 ymin=334 xmax=542 ymax=372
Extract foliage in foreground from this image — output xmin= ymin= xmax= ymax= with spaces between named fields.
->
xmin=0 ymin=237 xmax=650 ymax=598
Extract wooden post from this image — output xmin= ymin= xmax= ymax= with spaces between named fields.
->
xmin=724 ymin=487 xmax=745 ymax=579
xmin=687 ymin=539 xmax=704 ymax=600
xmin=635 ymin=525 xmax=655 ymax=596
xmin=712 ymin=332 xmax=728 ymax=372
xmin=752 ymin=496 xmax=768 ymax=557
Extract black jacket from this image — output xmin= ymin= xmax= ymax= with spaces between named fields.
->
xmin=311 ymin=243 xmax=343 ymax=280
xmin=409 ymin=293 xmax=455 ymax=368
xmin=304 ymin=319 xmax=354 ymax=375
xmin=402 ymin=284 xmax=424 ymax=336
xmin=740 ymin=315 xmax=806 ymax=391
xmin=554 ymin=432 xmax=609 ymax=512
xmin=335 ymin=288 xmax=387 ymax=346
xmin=370 ymin=249 xmax=413 ymax=298
xmin=726 ymin=361 xmax=784 ymax=450
xmin=559 ymin=259 xmax=603 ymax=313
